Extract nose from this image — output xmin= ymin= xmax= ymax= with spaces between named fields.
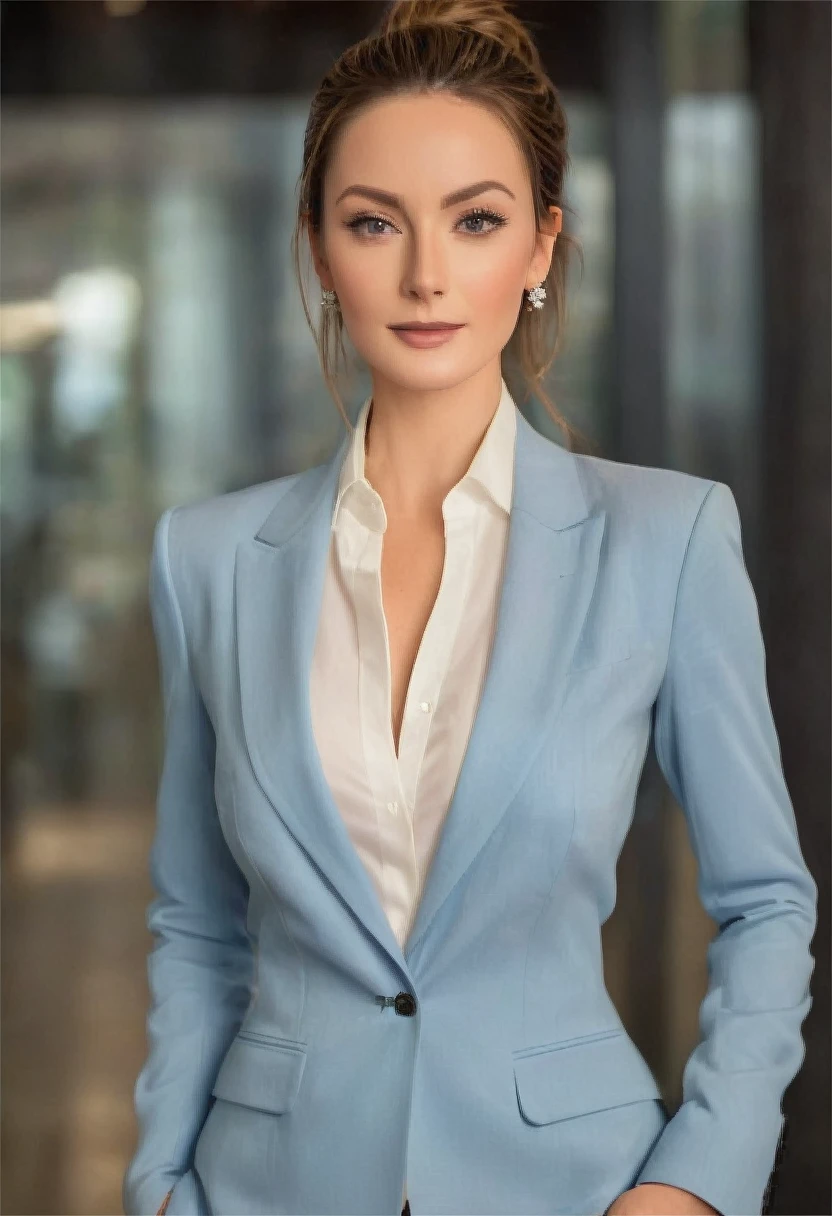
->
xmin=402 ymin=225 xmax=449 ymax=302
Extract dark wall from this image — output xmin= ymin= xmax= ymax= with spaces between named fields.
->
xmin=750 ymin=4 xmax=831 ymax=1214
xmin=0 ymin=0 xmax=604 ymax=97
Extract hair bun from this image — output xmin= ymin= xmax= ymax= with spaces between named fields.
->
xmin=377 ymin=0 xmax=543 ymax=74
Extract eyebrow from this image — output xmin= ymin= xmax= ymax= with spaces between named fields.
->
xmin=334 ymin=179 xmax=517 ymax=210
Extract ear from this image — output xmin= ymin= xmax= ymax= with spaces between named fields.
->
xmin=303 ymin=210 xmax=335 ymax=292
xmin=526 ymin=205 xmax=562 ymax=292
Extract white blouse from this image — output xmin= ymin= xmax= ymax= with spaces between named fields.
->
xmin=309 ymin=377 xmax=517 ymax=1209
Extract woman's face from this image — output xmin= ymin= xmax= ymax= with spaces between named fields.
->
xmin=309 ymin=92 xmax=560 ymax=394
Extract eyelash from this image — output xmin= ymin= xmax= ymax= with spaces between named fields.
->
xmin=344 ymin=205 xmax=509 ymax=239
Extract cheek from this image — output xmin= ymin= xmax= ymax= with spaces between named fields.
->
xmin=328 ymin=251 xmax=385 ymax=322
xmin=463 ymin=249 xmax=529 ymax=329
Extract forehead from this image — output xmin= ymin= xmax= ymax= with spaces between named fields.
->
xmin=326 ymin=93 xmax=526 ymax=195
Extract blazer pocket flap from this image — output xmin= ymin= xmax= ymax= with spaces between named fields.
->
xmin=212 ymin=1033 xmax=307 ymax=1115
xmin=512 ymin=1029 xmax=662 ymax=1126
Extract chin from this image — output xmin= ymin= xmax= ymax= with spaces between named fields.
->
xmin=358 ymin=344 xmax=486 ymax=392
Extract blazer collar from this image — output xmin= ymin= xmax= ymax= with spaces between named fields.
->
xmin=332 ymin=375 xmax=518 ymax=532
xmin=255 ymin=389 xmax=590 ymax=551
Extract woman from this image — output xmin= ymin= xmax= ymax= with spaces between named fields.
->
xmin=124 ymin=2 xmax=818 ymax=1214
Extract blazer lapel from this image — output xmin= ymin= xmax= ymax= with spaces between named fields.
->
xmin=406 ymin=411 xmax=604 ymax=959
xmin=234 ymin=427 xmax=411 ymax=974
xmin=234 ymin=406 xmax=605 ymax=980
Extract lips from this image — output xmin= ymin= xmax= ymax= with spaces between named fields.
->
xmin=389 ymin=323 xmax=464 ymax=331
xmin=391 ymin=325 xmax=464 ymax=348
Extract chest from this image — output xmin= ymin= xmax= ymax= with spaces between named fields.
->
xmin=379 ymin=514 xmax=446 ymax=753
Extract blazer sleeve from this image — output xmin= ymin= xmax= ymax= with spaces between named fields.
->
xmin=123 ymin=507 xmax=255 ymax=1216
xmin=632 ymin=481 xmax=818 ymax=1216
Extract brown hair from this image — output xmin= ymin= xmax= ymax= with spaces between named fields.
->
xmin=291 ymin=0 xmax=589 ymax=451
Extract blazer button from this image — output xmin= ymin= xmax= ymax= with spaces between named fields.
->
xmin=394 ymin=992 xmax=417 ymax=1016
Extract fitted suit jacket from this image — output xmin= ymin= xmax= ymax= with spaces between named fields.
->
xmin=124 ymin=404 xmax=817 ymax=1216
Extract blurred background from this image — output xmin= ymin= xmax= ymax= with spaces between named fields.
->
xmin=1 ymin=1 xmax=829 ymax=1213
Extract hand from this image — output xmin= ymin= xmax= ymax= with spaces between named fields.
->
xmin=604 ymin=1183 xmax=720 ymax=1215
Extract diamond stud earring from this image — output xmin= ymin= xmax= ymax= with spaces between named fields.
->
xmin=525 ymin=283 xmax=547 ymax=312
xmin=321 ymin=288 xmax=338 ymax=309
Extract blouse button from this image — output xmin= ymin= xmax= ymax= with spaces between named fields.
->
xmin=419 ymin=701 xmax=432 ymax=713
xmin=387 ymin=801 xmax=398 ymax=816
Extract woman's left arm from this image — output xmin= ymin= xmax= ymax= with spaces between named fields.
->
xmin=612 ymin=481 xmax=818 ymax=1216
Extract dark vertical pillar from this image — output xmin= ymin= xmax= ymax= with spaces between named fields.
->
xmin=602 ymin=0 xmax=670 ymax=1075
xmin=749 ymin=3 xmax=831 ymax=1213
xmin=606 ymin=0 xmax=667 ymax=467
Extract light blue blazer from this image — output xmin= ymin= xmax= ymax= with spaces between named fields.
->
xmin=124 ymin=404 xmax=817 ymax=1216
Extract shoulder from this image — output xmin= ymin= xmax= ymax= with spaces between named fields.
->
xmin=568 ymin=447 xmax=718 ymax=534
xmin=562 ymin=448 xmax=746 ymax=612
xmin=544 ymin=440 xmax=742 ymax=596
xmin=149 ymin=471 xmax=307 ymax=643
xmin=563 ymin=446 xmax=741 ymax=568
xmin=159 ymin=471 xmax=303 ymax=571
xmin=520 ymin=415 xmax=719 ymax=543
xmin=558 ymin=448 xmax=748 ymax=652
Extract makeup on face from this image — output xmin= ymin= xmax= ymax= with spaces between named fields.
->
xmin=320 ymin=94 xmax=547 ymax=381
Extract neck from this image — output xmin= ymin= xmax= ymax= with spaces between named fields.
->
xmin=363 ymin=362 xmax=504 ymax=519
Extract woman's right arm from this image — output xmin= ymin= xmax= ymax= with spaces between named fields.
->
xmin=123 ymin=507 xmax=254 ymax=1216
